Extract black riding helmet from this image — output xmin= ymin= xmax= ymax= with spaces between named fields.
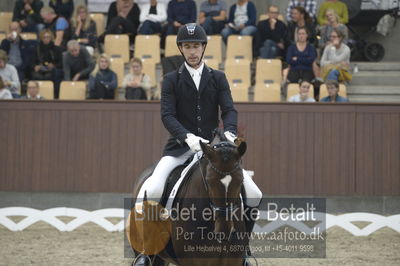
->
xmin=176 ymin=23 xmax=208 ymax=45
xmin=176 ymin=23 xmax=208 ymax=68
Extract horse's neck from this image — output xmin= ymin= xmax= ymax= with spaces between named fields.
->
xmin=181 ymin=159 xmax=208 ymax=198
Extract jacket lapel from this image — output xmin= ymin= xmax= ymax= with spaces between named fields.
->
xmin=179 ymin=64 xmax=197 ymax=92
xmin=198 ymin=65 xmax=212 ymax=95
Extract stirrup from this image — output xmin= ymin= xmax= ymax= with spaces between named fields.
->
xmin=132 ymin=253 xmax=153 ymax=266
xmin=243 ymin=252 xmax=258 ymax=266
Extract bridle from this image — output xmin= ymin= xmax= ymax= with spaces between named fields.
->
xmin=198 ymin=141 xmax=242 ymax=217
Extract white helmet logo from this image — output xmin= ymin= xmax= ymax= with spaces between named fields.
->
xmin=186 ymin=23 xmax=196 ymax=35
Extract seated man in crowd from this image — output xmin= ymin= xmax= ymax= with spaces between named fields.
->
xmin=166 ymin=0 xmax=197 ymax=35
xmin=0 ymin=50 xmax=21 ymax=98
xmin=317 ymin=0 xmax=348 ymax=25
xmin=257 ymin=5 xmax=286 ymax=59
xmin=12 ymin=0 xmax=44 ymax=33
xmin=286 ymin=0 xmax=317 ymax=22
xmin=62 ymin=40 xmax=95 ymax=81
xmin=0 ymin=22 xmax=36 ymax=82
xmin=0 ymin=76 xmax=13 ymax=99
xmin=320 ymin=80 xmax=348 ymax=102
xmin=21 ymin=80 xmax=44 ymax=99
xmin=40 ymin=6 xmax=70 ymax=50
xmin=221 ymin=0 xmax=257 ymax=43
xmin=199 ymin=0 xmax=227 ymax=35
xmin=138 ymin=0 xmax=167 ymax=35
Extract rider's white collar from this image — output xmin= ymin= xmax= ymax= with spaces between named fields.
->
xmin=184 ymin=62 xmax=204 ymax=90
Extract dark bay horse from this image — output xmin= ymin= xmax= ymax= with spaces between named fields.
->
xmin=127 ymin=130 xmax=250 ymax=266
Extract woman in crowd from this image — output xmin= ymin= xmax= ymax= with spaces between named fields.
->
xmin=320 ymin=28 xmax=351 ymax=82
xmin=286 ymin=6 xmax=317 ymax=47
xmin=285 ymin=27 xmax=317 ymax=84
xmin=288 ymin=79 xmax=316 ymax=102
xmin=31 ymin=29 xmax=63 ymax=98
xmin=318 ymin=8 xmax=348 ymax=50
xmin=70 ymin=5 xmax=97 ymax=54
xmin=122 ymin=57 xmax=151 ymax=100
xmin=88 ymin=54 xmax=118 ymax=99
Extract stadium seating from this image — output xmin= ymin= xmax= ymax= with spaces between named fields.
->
xmin=226 ymin=35 xmax=252 ymax=60
xmin=59 ymin=81 xmax=87 ymax=100
xmin=104 ymin=34 xmax=130 ymax=63
xmin=224 ymin=59 xmax=251 ymax=88
xmin=203 ymin=58 xmax=219 ymax=70
xmin=90 ymin=13 xmax=105 ymax=36
xmin=141 ymin=60 xmax=157 ymax=88
xmin=230 ymin=83 xmax=249 ymax=102
xmin=0 ymin=12 xmax=12 ymax=33
xmin=109 ymin=57 xmax=125 ymax=88
xmin=256 ymin=59 xmax=282 ymax=84
xmin=37 ymin=81 xmax=54 ymax=99
xmin=253 ymin=83 xmax=281 ymax=102
xmin=134 ymin=35 xmax=161 ymax=64
xmin=204 ymin=35 xmax=222 ymax=64
xmin=165 ymin=35 xmax=180 ymax=57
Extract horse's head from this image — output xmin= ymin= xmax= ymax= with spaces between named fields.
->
xmin=200 ymin=130 xmax=247 ymax=238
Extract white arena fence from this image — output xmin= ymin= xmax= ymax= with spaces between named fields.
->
xmin=0 ymin=207 xmax=399 ymax=236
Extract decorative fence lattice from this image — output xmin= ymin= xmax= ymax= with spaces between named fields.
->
xmin=1 ymin=207 xmax=399 ymax=236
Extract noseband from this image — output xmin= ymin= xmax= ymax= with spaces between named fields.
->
xmin=199 ymin=141 xmax=242 ymax=217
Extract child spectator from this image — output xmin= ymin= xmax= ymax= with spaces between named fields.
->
xmin=288 ymin=79 xmax=315 ymax=102
xmin=320 ymin=80 xmax=348 ymax=102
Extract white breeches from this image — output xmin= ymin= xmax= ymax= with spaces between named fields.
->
xmin=137 ymin=151 xmax=262 ymax=207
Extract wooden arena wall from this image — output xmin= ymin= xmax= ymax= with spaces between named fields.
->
xmin=0 ymin=101 xmax=399 ymax=196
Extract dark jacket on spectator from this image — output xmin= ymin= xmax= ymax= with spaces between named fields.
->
xmin=62 ymin=46 xmax=95 ymax=80
xmin=167 ymin=0 xmax=197 ymax=25
xmin=227 ymin=1 xmax=256 ymax=26
xmin=49 ymin=0 xmax=74 ymax=20
xmin=88 ymin=68 xmax=118 ymax=98
xmin=71 ymin=20 xmax=97 ymax=48
xmin=106 ymin=1 xmax=140 ymax=35
xmin=12 ymin=0 xmax=44 ymax=26
xmin=32 ymin=41 xmax=63 ymax=69
xmin=286 ymin=43 xmax=316 ymax=71
xmin=257 ymin=18 xmax=287 ymax=48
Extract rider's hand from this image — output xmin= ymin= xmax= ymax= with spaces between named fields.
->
xmin=185 ymin=133 xmax=209 ymax=152
xmin=224 ymin=131 xmax=237 ymax=143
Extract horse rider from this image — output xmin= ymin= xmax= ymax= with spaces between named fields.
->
xmin=134 ymin=23 xmax=262 ymax=266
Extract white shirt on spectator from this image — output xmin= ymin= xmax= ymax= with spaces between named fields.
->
xmin=0 ymin=88 xmax=13 ymax=99
xmin=289 ymin=94 xmax=315 ymax=102
xmin=234 ymin=2 xmax=248 ymax=26
xmin=139 ymin=2 xmax=167 ymax=23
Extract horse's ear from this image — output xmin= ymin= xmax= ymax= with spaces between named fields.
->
xmin=237 ymin=141 xmax=246 ymax=157
xmin=200 ymin=141 xmax=215 ymax=159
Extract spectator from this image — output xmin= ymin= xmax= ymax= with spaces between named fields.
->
xmin=0 ymin=50 xmax=21 ymax=97
xmin=138 ymin=0 xmax=167 ymax=35
xmin=31 ymin=29 xmax=63 ymax=98
xmin=21 ymin=80 xmax=44 ymax=99
xmin=320 ymin=28 xmax=351 ymax=82
xmin=122 ymin=57 xmax=151 ymax=100
xmin=12 ymin=0 xmax=44 ymax=33
xmin=285 ymin=27 xmax=317 ymax=84
xmin=101 ymin=0 xmax=140 ymax=44
xmin=317 ymin=0 xmax=348 ymax=25
xmin=49 ymin=0 xmax=74 ymax=20
xmin=88 ymin=54 xmax=118 ymax=99
xmin=288 ymin=79 xmax=315 ymax=102
xmin=286 ymin=0 xmax=317 ymax=22
xmin=199 ymin=0 xmax=227 ymax=35
xmin=63 ymin=40 xmax=95 ymax=81
xmin=166 ymin=0 xmax=197 ymax=35
xmin=319 ymin=8 xmax=348 ymax=49
xmin=0 ymin=22 xmax=36 ymax=82
xmin=257 ymin=5 xmax=287 ymax=59
xmin=0 ymin=76 xmax=13 ymax=99
xmin=70 ymin=5 xmax=97 ymax=54
xmin=320 ymin=79 xmax=348 ymax=102
xmin=40 ymin=6 xmax=70 ymax=50
xmin=221 ymin=0 xmax=257 ymax=43
xmin=286 ymin=6 xmax=316 ymax=47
